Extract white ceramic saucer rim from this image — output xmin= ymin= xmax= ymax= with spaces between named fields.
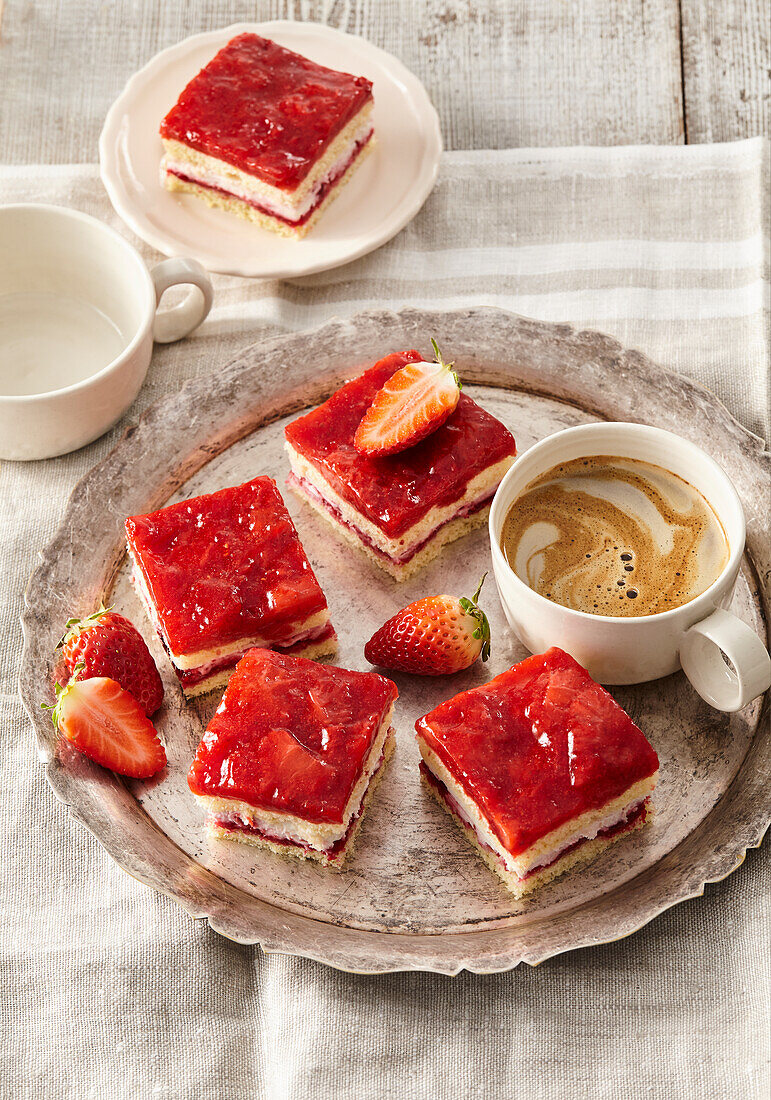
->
xmin=99 ymin=21 xmax=443 ymax=278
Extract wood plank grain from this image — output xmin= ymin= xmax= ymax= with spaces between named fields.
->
xmin=681 ymin=0 xmax=770 ymax=142
xmin=273 ymin=0 xmax=685 ymax=148
xmin=0 ymin=0 xmax=684 ymax=163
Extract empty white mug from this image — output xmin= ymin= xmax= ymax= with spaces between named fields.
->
xmin=0 ymin=203 xmax=213 ymax=460
xmin=489 ymin=423 xmax=771 ymax=712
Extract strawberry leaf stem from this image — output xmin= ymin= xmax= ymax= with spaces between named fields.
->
xmin=471 ymin=572 xmax=487 ymax=605
xmin=459 ymin=573 xmax=491 ymax=662
xmin=56 ymin=603 xmax=113 ymax=650
xmin=429 ymin=338 xmax=461 ymax=392
xmin=41 ymin=680 xmax=66 ymax=728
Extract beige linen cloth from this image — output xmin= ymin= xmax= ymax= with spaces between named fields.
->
xmin=1 ymin=138 xmax=769 ymax=1100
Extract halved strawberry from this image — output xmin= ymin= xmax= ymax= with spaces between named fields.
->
xmin=364 ymin=576 xmax=491 ymax=675
xmin=58 ymin=607 xmax=163 ymax=716
xmin=45 ymin=677 xmax=166 ymax=779
xmin=353 ymin=340 xmax=461 ymax=456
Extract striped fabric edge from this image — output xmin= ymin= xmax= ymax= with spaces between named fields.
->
xmin=0 ymin=136 xmax=766 ymax=180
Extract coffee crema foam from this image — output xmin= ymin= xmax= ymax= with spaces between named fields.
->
xmin=500 ymin=455 xmax=729 ymax=618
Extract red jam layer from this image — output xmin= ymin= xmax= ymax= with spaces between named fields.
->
xmin=286 ymin=472 xmax=494 ymax=563
xmin=188 ymin=648 xmax=398 ymax=823
xmin=126 ymin=476 xmax=328 ymax=656
xmin=416 ymin=647 xmax=659 ymax=859
xmin=166 ymin=129 xmax=373 ymax=227
xmin=175 ymin=623 xmax=337 ymax=689
xmin=212 ymin=740 xmax=390 ymax=862
xmin=160 ymin=33 xmax=373 ymax=190
xmin=420 ymin=763 xmax=649 ymax=880
xmin=285 ymin=352 xmax=517 ymax=540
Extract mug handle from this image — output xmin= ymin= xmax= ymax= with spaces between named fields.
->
xmin=150 ymin=257 xmax=213 ymax=344
xmin=680 ymin=608 xmax=771 ymax=712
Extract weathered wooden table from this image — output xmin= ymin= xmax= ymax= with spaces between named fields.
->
xmin=0 ymin=1 xmax=768 ymax=161
xmin=0 ymin=4 xmax=768 ymax=1100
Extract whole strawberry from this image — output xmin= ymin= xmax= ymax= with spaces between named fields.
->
xmin=364 ymin=576 xmax=491 ymax=675
xmin=58 ymin=607 xmax=164 ymax=716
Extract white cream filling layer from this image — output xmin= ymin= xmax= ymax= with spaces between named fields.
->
xmin=418 ymin=739 xmax=657 ymax=879
xmin=183 ymin=618 xmax=334 ymax=680
xmin=161 ymin=105 xmax=373 ymax=222
xmin=181 ymin=630 xmax=338 ymax=699
xmin=199 ymin=706 xmax=394 ymax=850
xmin=129 ymin=555 xmax=329 ymax=670
xmin=285 ymin=443 xmax=514 ymax=558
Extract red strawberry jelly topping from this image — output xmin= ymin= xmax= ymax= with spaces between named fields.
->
xmin=160 ymin=33 xmax=373 ymax=191
xmin=188 ymin=649 xmax=398 ymax=824
xmin=126 ymin=477 xmax=328 ymax=657
xmin=284 ymin=352 xmax=517 ymax=539
xmin=416 ymin=647 xmax=659 ymax=858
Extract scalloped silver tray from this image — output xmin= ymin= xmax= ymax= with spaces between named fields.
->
xmin=19 ymin=307 xmax=770 ymax=974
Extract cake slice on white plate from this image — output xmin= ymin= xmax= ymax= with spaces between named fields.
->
xmin=159 ymin=32 xmax=375 ymax=237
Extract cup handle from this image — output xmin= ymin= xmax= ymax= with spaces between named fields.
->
xmin=150 ymin=257 xmax=213 ymax=344
xmin=680 ymin=608 xmax=771 ymax=712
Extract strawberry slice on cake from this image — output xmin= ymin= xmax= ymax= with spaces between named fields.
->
xmin=354 ymin=341 xmax=461 ymax=456
xmin=188 ymin=648 xmax=398 ymax=866
xmin=285 ymin=349 xmax=516 ymax=580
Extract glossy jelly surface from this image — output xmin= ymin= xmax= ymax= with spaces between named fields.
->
xmin=284 ymin=352 xmax=517 ymax=538
xmin=160 ymin=33 xmax=373 ymax=190
xmin=416 ymin=647 xmax=659 ymax=856
xmin=188 ymin=648 xmax=398 ymax=822
xmin=126 ymin=477 xmax=328 ymax=655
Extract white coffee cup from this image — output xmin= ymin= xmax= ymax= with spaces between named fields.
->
xmin=489 ymin=423 xmax=771 ymax=712
xmin=0 ymin=203 xmax=213 ymax=460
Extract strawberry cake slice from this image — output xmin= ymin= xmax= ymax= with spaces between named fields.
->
xmin=125 ymin=477 xmax=336 ymax=698
xmin=188 ymin=648 xmax=398 ymax=866
xmin=160 ymin=33 xmax=375 ymax=237
xmin=416 ymin=647 xmax=659 ymax=898
xmin=284 ymin=351 xmax=517 ymax=580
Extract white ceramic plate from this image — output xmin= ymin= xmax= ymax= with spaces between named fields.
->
xmin=99 ymin=21 xmax=442 ymax=278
